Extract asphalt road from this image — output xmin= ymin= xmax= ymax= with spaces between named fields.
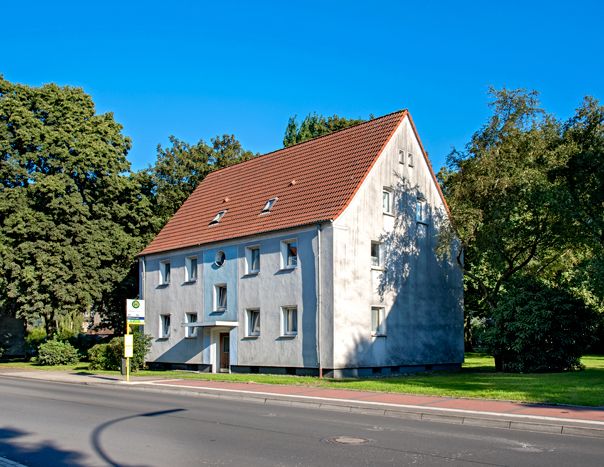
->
xmin=0 ymin=377 xmax=602 ymax=466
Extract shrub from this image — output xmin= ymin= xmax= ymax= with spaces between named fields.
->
xmin=483 ymin=277 xmax=598 ymax=372
xmin=37 ymin=339 xmax=79 ymax=366
xmin=87 ymin=332 xmax=152 ymax=372
xmin=25 ymin=327 xmax=47 ymax=357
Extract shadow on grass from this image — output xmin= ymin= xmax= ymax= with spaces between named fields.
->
xmin=0 ymin=426 xmax=87 ymax=466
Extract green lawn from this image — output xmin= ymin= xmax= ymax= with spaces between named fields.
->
xmin=2 ymin=354 xmax=603 ymax=407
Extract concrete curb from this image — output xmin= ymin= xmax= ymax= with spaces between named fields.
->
xmin=3 ymin=372 xmax=604 ymax=439
xmin=124 ymin=382 xmax=604 ymax=439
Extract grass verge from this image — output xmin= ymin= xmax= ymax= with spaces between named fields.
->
xmin=2 ymin=353 xmax=603 ymax=407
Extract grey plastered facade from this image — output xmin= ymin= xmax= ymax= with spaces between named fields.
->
xmin=139 ymin=116 xmax=463 ymax=377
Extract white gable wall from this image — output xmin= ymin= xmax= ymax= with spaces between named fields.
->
xmin=332 ymin=117 xmax=464 ymax=370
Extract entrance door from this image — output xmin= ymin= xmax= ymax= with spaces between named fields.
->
xmin=219 ymin=333 xmax=230 ymax=372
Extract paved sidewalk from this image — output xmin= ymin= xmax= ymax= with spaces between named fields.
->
xmin=2 ymin=369 xmax=604 ymax=438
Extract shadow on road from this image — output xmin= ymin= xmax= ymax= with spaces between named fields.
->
xmin=0 ymin=426 xmax=87 ymax=466
xmin=90 ymin=408 xmax=187 ymax=466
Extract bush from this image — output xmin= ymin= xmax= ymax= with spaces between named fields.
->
xmin=25 ymin=327 xmax=47 ymax=357
xmin=483 ymin=277 xmax=598 ymax=372
xmin=37 ymin=339 xmax=79 ymax=366
xmin=88 ymin=332 xmax=152 ymax=372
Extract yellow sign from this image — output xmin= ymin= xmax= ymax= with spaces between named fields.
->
xmin=124 ymin=334 xmax=134 ymax=358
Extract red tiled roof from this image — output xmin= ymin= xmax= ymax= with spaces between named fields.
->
xmin=140 ymin=110 xmax=407 ymax=256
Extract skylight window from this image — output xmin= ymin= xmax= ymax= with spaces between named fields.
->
xmin=261 ymin=197 xmax=278 ymax=213
xmin=209 ymin=210 xmax=227 ymax=225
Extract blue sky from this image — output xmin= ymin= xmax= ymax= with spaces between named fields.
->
xmin=3 ymin=1 xmax=603 ymax=171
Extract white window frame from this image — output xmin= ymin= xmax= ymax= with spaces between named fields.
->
xmin=246 ymin=308 xmax=261 ymax=337
xmin=370 ymin=241 xmax=382 ymax=268
xmin=371 ymin=307 xmax=386 ymax=337
xmin=185 ymin=256 xmax=198 ymax=282
xmin=245 ymin=245 xmax=260 ymax=274
xmin=185 ymin=312 xmax=198 ymax=338
xmin=261 ymin=197 xmax=278 ymax=213
xmin=160 ymin=314 xmax=171 ymax=338
xmin=214 ymin=284 xmax=227 ymax=312
xmin=416 ymin=199 xmax=428 ymax=224
xmin=280 ymin=239 xmax=298 ymax=269
xmin=209 ymin=210 xmax=227 ymax=225
xmin=281 ymin=306 xmax=298 ymax=337
xmin=408 ymin=152 xmax=414 ymax=167
xmin=382 ymin=188 xmax=393 ymax=215
xmin=159 ymin=260 xmax=171 ymax=285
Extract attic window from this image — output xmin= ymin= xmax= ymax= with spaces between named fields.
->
xmin=261 ymin=197 xmax=278 ymax=213
xmin=209 ymin=210 xmax=227 ymax=225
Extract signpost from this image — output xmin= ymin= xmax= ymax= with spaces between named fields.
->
xmin=125 ymin=299 xmax=145 ymax=382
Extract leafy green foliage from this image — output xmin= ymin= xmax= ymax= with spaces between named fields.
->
xmin=482 ymin=277 xmax=597 ymax=372
xmin=439 ymin=89 xmax=604 ymax=359
xmin=36 ymin=339 xmax=79 ymax=365
xmin=0 ymin=76 xmax=157 ymax=335
xmin=25 ymin=327 xmax=47 ymax=356
xmin=283 ymin=113 xmax=366 ymax=147
xmin=147 ymin=135 xmax=255 ymax=226
xmin=88 ymin=331 xmax=151 ymax=371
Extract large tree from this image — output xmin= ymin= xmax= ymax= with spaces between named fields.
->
xmin=0 ymin=76 xmax=155 ymax=335
xmin=283 ymin=113 xmax=366 ymax=147
xmin=439 ymin=89 xmax=603 ymax=358
xmin=148 ymin=134 xmax=255 ymax=226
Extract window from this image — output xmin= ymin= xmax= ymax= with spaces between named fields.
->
xmin=371 ymin=241 xmax=382 ymax=267
xmin=282 ymin=306 xmax=298 ymax=336
xmin=281 ymin=239 xmax=298 ymax=269
xmin=371 ymin=307 xmax=386 ymax=336
xmin=185 ymin=312 xmax=198 ymax=338
xmin=382 ymin=188 xmax=393 ymax=215
xmin=185 ymin=256 xmax=198 ymax=282
xmin=209 ymin=210 xmax=227 ymax=225
xmin=214 ymin=284 xmax=227 ymax=311
xmin=408 ymin=152 xmax=414 ymax=167
xmin=160 ymin=314 xmax=171 ymax=338
xmin=214 ymin=250 xmax=226 ymax=267
xmin=398 ymin=149 xmax=405 ymax=165
xmin=245 ymin=246 xmax=260 ymax=274
xmin=261 ymin=197 xmax=278 ymax=213
xmin=416 ymin=198 xmax=428 ymax=224
xmin=246 ymin=309 xmax=260 ymax=337
xmin=159 ymin=261 xmax=171 ymax=285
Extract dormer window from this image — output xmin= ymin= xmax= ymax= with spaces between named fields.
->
xmin=261 ymin=197 xmax=278 ymax=213
xmin=209 ymin=210 xmax=227 ymax=225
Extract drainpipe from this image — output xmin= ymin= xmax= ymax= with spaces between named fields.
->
xmin=316 ymin=223 xmax=323 ymax=379
xmin=141 ymin=256 xmax=146 ymax=301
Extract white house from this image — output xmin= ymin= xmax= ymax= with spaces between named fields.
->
xmin=138 ymin=110 xmax=464 ymax=377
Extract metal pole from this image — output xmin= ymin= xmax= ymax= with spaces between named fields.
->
xmin=126 ymin=324 xmax=130 ymax=383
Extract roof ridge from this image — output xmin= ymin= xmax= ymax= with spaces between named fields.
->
xmin=205 ymin=109 xmax=407 ymax=179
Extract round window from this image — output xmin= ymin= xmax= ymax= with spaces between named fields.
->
xmin=214 ymin=250 xmax=226 ymax=267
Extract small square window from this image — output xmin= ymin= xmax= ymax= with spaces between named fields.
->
xmin=214 ymin=284 xmax=227 ymax=311
xmin=382 ymin=189 xmax=393 ymax=215
xmin=246 ymin=309 xmax=260 ymax=337
xmin=159 ymin=261 xmax=171 ymax=285
xmin=398 ymin=149 xmax=405 ymax=164
xmin=371 ymin=241 xmax=382 ymax=268
xmin=245 ymin=246 xmax=260 ymax=274
xmin=160 ymin=314 xmax=171 ymax=338
xmin=209 ymin=210 xmax=227 ymax=225
xmin=408 ymin=152 xmax=414 ymax=167
xmin=185 ymin=312 xmax=198 ymax=338
xmin=282 ymin=306 xmax=298 ymax=336
xmin=281 ymin=240 xmax=298 ymax=269
xmin=371 ymin=307 xmax=386 ymax=336
xmin=261 ymin=197 xmax=278 ymax=213
xmin=185 ymin=256 xmax=198 ymax=282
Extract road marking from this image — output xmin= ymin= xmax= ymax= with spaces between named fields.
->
xmin=144 ymin=381 xmax=604 ymax=427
